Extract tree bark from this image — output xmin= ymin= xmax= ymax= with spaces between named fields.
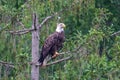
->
xmin=31 ymin=13 xmax=39 ymax=80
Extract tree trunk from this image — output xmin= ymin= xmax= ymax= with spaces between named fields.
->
xmin=31 ymin=13 xmax=39 ymax=80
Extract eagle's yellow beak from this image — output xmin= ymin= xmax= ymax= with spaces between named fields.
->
xmin=62 ymin=24 xmax=66 ymax=28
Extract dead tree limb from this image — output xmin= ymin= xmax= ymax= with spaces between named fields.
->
xmin=38 ymin=9 xmax=68 ymax=29
xmin=0 ymin=61 xmax=13 ymax=65
xmin=11 ymin=30 xmax=32 ymax=35
xmin=46 ymin=56 xmax=72 ymax=66
xmin=6 ymin=1 xmax=77 ymax=35
xmin=9 ymin=28 xmax=34 ymax=34
xmin=38 ymin=4 xmax=75 ymax=29
xmin=39 ymin=16 xmax=53 ymax=28
xmin=0 ymin=61 xmax=14 ymax=68
xmin=8 ymin=5 xmax=73 ymax=35
xmin=33 ymin=56 xmax=72 ymax=67
xmin=111 ymin=30 xmax=120 ymax=36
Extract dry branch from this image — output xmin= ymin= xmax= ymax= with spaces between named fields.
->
xmin=9 ymin=28 xmax=34 ymax=34
xmin=46 ymin=56 xmax=71 ymax=66
xmin=39 ymin=16 xmax=53 ymax=28
xmin=111 ymin=30 xmax=120 ymax=36
xmin=7 ymin=2 xmax=77 ymax=35
xmin=8 ymin=4 xmax=74 ymax=35
xmin=12 ymin=30 xmax=31 ymax=35
xmin=32 ymin=56 xmax=72 ymax=67
xmin=43 ymin=52 xmax=71 ymax=63
xmin=0 ymin=61 xmax=14 ymax=68
xmin=38 ymin=5 xmax=74 ymax=29
xmin=17 ymin=21 xmax=25 ymax=29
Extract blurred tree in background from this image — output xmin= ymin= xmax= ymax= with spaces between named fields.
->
xmin=0 ymin=0 xmax=120 ymax=80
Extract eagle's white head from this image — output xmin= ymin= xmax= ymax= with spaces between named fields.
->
xmin=56 ymin=23 xmax=66 ymax=33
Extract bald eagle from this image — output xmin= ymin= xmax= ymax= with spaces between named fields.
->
xmin=38 ymin=23 xmax=66 ymax=66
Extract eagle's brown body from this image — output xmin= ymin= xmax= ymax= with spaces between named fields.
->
xmin=38 ymin=31 xmax=65 ymax=65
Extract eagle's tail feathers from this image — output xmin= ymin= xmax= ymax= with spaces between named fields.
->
xmin=38 ymin=51 xmax=48 ymax=65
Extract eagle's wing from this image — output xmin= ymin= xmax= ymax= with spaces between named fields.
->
xmin=38 ymin=32 xmax=58 ymax=64
xmin=44 ymin=33 xmax=58 ymax=50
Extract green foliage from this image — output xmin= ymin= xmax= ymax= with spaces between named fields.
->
xmin=0 ymin=0 xmax=120 ymax=80
xmin=52 ymin=29 xmax=120 ymax=80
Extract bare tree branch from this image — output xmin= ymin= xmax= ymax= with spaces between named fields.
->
xmin=8 ymin=28 xmax=34 ymax=34
xmin=38 ymin=5 xmax=74 ymax=29
xmin=45 ymin=45 xmax=82 ymax=61
xmin=14 ymin=31 xmax=30 ymax=35
xmin=0 ymin=61 xmax=13 ymax=65
xmin=43 ymin=52 xmax=71 ymax=63
xmin=111 ymin=30 xmax=120 ymax=36
xmin=0 ymin=61 xmax=14 ymax=68
xmin=8 ymin=3 xmax=74 ymax=34
xmin=11 ymin=30 xmax=31 ymax=35
xmin=39 ymin=16 xmax=53 ymax=28
xmin=32 ymin=56 xmax=71 ymax=67
xmin=45 ymin=56 xmax=71 ymax=66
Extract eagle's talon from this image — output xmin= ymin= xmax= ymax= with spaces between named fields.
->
xmin=56 ymin=52 xmax=59 ymax=55
xmin=52 ymin=55 xmax=57 ymax=59
xmin=52 ymin=52 xmax=59 ymax=59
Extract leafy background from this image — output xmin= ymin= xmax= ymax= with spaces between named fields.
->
xmin=0 ymin=0 xmax=120 ymax=80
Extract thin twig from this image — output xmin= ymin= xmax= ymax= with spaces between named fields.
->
xmin=0 ymin=61 xmax=14 ymax=68
xmin=59 ymin=52 xmax=68 ymax=55
xmin=17 ymin=21 xmax=25 ymax=29
xmin=39 ymin=16 xmax=53 ymax=28
xmin=8 ymin=28 xmax=34 ymax=34
xmin=38 ymin=4 xmax=74 ymax=29
xmin=12 ymin=30 xmax=31 ymax=35
xmin=111 ymin=30 xmax=120 ymax=36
